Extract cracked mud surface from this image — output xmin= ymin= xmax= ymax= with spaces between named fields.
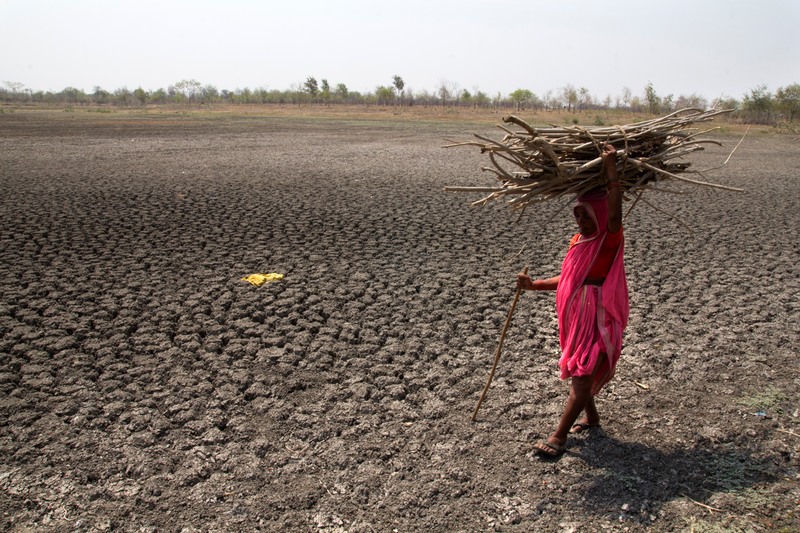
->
xmin=1 ymin=109 xmax=798 ymax=531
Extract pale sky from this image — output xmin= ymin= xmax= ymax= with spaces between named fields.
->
xmin=2 ymin=0 xmax=798 ymax=102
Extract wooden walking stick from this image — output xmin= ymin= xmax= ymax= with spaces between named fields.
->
xmin=471 ymin=266 xmax=528 ymax=422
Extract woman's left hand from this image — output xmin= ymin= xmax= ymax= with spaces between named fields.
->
xmin=602 ymin=143 xmax=617 ymax=163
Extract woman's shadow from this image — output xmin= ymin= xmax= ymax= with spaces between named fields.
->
xmin=562 ymin=430 xmax=778 ymax=521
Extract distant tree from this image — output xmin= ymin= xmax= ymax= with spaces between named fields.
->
xmin=375 ymin=85 xmax=395 ymax=105
xmin=289 ymin=83 xmax=304 ymax=105
xmin=437 ymin=82 xmax=450 ymax=106
xmin=404 ymin=87 xmax=415 ymax=106
xmin=113 ymin=87 xmax=131 ymax=106
xmin=743 ymin=84 xmax=771 ymax=111
xmin=561 ymin=84 xmax=577 ymax=111
xmin=392 ymin=75 xmax=405 ymax=104
xmin=31 ymin=90 xmax=47 ymax=103
xmin=132 ymin=87 xmax=148 ymax=106
xmin=3 ymin=81 xmax=25 ymax=95
xmin=202 ymin=84 xmax=219 ymax=104
xmin=92 ymin=86 xmax=111 ymax=104
xmin=644 ymin=82 xmax=660 ymax=114
xmin=621 ymin=86 xmax=632 ymax=109
xmin=320 ymin=79 xmax=331 ymax=104
xmin=304 ymin=77 xmax=319 ymax=96
xmin=174 ymin=79 xmax=202 ymax=102
xmin=578 ymin=87 xmax=591 ymax=111
xmin=711 ymin=95 xmax=738 ymax=111
xmin=542 ymin=90 xmax=555 ymax=110
xmin=662 ymin=94 xmax=674 ymax=112
xmin=335 ymin=83 xmax=349 ymax=102
xmin=676 ymin=93 xmax=708 ymax=110
xmin=348 ymin=90 xmax=364 ymax=104
xmin=473 ymin=90 xmax=490 ymax=108
xmin=5 ymin=82 xmax=32 ymax=103
xmin=60 ymin=87 xmax=88 ymax=104
xmin=509 ymin=88 xmax=534 ymax=110
xmin=149 ymin=88 xmax=168 ymax=104
xmin=411 ymin=89 xmax=430 ymax=106
xmin=237 ymin=87 xmax=253 ymax=104
xmin=775 ymin=83 xmax=800 ymax=122
xmin=437 ymin=80 xmax=458 ymax=106
xmin=741 ymin=84 xmax=773 ymax=123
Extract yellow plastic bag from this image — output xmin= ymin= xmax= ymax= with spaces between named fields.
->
xmin=241 ymin=273 xmax=284 ymax=287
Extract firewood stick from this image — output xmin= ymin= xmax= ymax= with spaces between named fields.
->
xmin=631 ymin=160 xmax=744 ymax=191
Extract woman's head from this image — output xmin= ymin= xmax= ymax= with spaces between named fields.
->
xmin=573 ymin=187 xmax=608 ymax=238
xmin=574 ymin=205 xmax=596 ymax=236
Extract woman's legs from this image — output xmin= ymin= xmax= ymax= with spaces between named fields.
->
xmin=574 ymin=395 xmax=600 ymax=430
xmin=552 ymin=374 xmax=594 ymax=444
xmin=535 ymin=353 xmax=607 ymax=454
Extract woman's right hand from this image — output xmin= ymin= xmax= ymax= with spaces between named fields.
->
xmin=518 ymin=274 xmax=560 ymax=291
xmin=517 ymin=272 xmax=534 ymax=290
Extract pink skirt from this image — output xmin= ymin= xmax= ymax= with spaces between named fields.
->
xmin=558 ymin=284 xmax=623 ymax=394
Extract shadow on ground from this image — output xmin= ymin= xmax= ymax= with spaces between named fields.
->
xmin=569 ymin=432 xmax=778 ymax=524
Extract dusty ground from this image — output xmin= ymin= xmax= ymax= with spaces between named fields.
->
xmin=0 ymin=108 xmax=798 ymax=532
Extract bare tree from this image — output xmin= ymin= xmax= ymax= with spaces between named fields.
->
xmin=3 ymin=81 xmax=25 ymax=95
xmin=437 ymin=80 xmax=458 ymax=107
xmin=174 ymin=79 xmax=202 ymax=103
xmin=561 ymin=84 xmax=577 ymax=112
xmin=621 ymin=86 xmax=632 ymax=109
xmin=542 ymin=90 xmax=554 ymax=110
xmin=578 ymin=86 xmax=591 ymax=111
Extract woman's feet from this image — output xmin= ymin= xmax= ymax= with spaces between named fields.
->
xmin=533 ymin=435 xmax=566 ymax=456
xmin=570 ymin=418 xmax=601 ymax=434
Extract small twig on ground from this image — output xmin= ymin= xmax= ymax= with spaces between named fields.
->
xmin=776 ymin=428 xmax=800 ymax=438
xmin=686 ymin=496 xmax=723 ymax=514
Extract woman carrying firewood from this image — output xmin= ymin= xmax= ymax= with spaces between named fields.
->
xmin=517 ymin=143 xmax=629 ymax=457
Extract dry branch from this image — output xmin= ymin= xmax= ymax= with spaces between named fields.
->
xmin=444 ymin=108 xmax=743 ymax=212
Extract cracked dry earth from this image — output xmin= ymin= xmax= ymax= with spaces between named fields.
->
xmin=0 ymin=110 xmax=798 ymax=532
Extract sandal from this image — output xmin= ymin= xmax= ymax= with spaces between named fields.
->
xmin=533 ymin=439 xmax=566 ymax=457
xmin=570 ymin=420 xmax=600 ymax=434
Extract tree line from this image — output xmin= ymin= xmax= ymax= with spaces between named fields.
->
xmin=2 ymin=76 xmax=798 ymax=124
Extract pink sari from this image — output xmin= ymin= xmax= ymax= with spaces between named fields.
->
xmin=555 ymin=190 xmax=629 ymax=395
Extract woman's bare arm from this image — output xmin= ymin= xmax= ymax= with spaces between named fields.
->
xmin=517 ymin=272 xmax=560 ymax=291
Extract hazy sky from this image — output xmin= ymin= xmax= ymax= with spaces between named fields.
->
xmin=2 ymin=0 xmax=798 ymax=101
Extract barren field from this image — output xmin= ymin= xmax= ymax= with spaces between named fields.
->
xmin=0 ymin=108 xmax=798 ymax=532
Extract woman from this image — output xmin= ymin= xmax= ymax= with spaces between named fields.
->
xmin=517 ymin=144 xmax=629 ymax=456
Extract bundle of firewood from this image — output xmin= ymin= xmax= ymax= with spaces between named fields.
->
xmin=444 ymin=108 xmax=741 ymax=214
